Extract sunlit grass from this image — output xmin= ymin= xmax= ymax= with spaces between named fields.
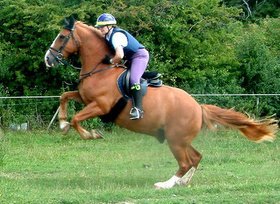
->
xmin=0 ymin=127 xmax=279 ymax=203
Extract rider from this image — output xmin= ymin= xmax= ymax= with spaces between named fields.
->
xmin=95 ymin=13 xmax=149 ymax=120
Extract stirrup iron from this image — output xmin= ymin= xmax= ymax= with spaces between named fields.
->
xmin=130 ymin=107 xmax=143 ymax=120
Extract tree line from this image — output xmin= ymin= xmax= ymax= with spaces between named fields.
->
xmin=0 ymin=0 xmax=279 ymax=126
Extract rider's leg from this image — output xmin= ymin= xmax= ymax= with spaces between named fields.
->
xmin=129 ymin=48 xmax=149 ymax=120
xmin=130 ymin=83 xmax=143 ymax=119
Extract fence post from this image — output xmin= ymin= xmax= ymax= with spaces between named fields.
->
xmin=47 ymin=106 xmax=60 ymax=130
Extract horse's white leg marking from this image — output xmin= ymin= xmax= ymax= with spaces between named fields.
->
xmin=59 ymin=120 xmax=70 ymax=133
xmin=154 ymin=167 xmax=196 ymax=189
xmin=176 ymin=167 xmax=196 ymax=186
xmin=154 ymin=175 xmax=180 ymax=189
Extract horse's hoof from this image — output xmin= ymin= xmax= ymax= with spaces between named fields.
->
xmin=62 ymin=125 xmax=70 ymax=134
xmin=154 ymin=183 xmax=164 ymax=189
xmin=60 ymin=121 xmax=70 ymax=134
xmin=154 ymin=182 xmax=173 ymax=189
xmin=154 ymin=175 xmax=180 ymax=189
xmin=176 ymin=167 xmax=196 ymax=186
xmin=91 ymin=130 xmax=104 ymax=139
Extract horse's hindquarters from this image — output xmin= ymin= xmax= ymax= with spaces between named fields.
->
xmin=115 ymin=86 xmax=202 ymax=140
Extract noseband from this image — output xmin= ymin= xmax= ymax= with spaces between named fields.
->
xmin=48 ymin=22 xmax=127 ymax=82
xmin=48 ymin=26 xmax=81 ymax=69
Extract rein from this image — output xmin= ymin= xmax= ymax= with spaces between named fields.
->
xmin=49 ymin=47 xmax=82 ymax=70
xmin=79 ymin=64 xmax=127 ymax=82
xmin=48 ymin=25 xmax=81 ymax=70
xmin=48 ymin=21 xmax=127 ymax=83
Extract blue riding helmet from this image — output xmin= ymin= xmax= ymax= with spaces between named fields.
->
xmin=95 ymin=13 xmax=117 ymax=27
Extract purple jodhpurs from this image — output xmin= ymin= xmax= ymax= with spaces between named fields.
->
xmin=129 ymin=48 xmax=149 ymax=85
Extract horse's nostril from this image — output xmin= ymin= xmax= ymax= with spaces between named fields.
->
xmin=44 ymin=55 xmax=52 ymax=67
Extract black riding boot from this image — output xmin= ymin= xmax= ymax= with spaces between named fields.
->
xmin=130 ymin=84 xmax=143 ymax=120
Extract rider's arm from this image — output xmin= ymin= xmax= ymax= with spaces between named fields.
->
xmin=111 ymin=46 xmax=124 ymax=64
xmin=111 ymin=32 xmax=128 ymax=64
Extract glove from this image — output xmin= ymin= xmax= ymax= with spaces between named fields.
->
xmin=102 ymin=55 xmax=112 ymax=64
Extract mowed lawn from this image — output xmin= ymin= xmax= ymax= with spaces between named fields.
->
xmin=0 ymin=127 xmax=279 ymax=204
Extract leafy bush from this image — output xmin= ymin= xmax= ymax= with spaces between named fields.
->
xmin=0 ymin=0 xmax=279 ymax=127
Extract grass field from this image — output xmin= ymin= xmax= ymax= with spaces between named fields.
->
xmin=0 ymin=127 xmax=279 ymax=204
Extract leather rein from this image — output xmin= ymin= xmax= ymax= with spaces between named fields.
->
xmin=47 ymin=24 xmax=126 ymax=83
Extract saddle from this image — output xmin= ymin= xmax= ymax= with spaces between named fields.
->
xmin=99 ymin=70 xmax=162 ymax=123
xmin=117 ymin=70 xmax=162 ymax=99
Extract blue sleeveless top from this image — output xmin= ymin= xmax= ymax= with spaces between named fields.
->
xmin=108 ymin=27 xmax=144 ymax=60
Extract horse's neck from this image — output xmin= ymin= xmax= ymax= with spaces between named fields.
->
xmin=76 ymin=24 xmax=111 ymax=74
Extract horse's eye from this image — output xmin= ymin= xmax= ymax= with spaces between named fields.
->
xmin=59 ymin=35 xmax=66 ymax=40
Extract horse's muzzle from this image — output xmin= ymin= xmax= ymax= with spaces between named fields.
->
xmin=44 ymin=50 xmax=58 ymax=68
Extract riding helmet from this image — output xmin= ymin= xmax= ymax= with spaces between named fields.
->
xmin=95 ymin=13 xmax=117 ymax=27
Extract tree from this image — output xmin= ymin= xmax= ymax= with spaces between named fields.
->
xmin=235 ymin=18 xmax=280 ymax=115
xmin=0 ymin=0 xmax=279 ymax=125
xmin=222 ymin=0 xmax=280 ymax=19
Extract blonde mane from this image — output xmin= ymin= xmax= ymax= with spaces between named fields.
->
xmin=75 ymin=21 xmax=104 ymax=40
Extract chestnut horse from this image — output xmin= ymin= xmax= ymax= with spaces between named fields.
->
xmin=44 ymin=17 xmax=278 ymax=189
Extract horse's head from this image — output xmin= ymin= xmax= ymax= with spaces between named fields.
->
xmin=44 ymin=16 xmax=80 ymax=68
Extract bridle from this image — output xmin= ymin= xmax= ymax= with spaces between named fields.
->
xmin=47 ymin=22 xmax=127 ymax=82
xmin=48 ymin=25 xmax=81 ymax=70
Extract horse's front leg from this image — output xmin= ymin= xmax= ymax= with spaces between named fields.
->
xmin=71 ymin=101 xmax=104 ymax=140
xmin=59 ymin=91 xmax=82 ymax=134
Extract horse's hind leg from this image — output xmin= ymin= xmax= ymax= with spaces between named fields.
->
xmin=176 ymin=145 xmax=202 ymax=186
xmin=154 ymin=141 xmax=202 ymax=189
xmin=154 ymin=141 xmax=191 ymax=189
xmin=59 ymin=91 xmax=82 ymax=134
xmin=187 ymin=145 xmax=202 ymax=168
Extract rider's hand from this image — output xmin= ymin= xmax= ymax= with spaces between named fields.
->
xmin=102 ymin=55 xmax=112 ymax=64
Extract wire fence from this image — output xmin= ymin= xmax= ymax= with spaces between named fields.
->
xmin=0 ymin=96 xmax=60 ymax=130
xmin=0 ymin=94 xmax=279 ymax=130
xmin=193 ymin=94 xmax=279 ymax=107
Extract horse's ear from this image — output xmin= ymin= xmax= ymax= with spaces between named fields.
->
xmin=63 ymin=15 xmax=76 ymax=30
xmin=71 ymin=13 xmax=79 ymax=20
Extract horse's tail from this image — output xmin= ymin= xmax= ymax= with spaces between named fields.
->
xmin=201 ymin=104 xmax=278 ymax=143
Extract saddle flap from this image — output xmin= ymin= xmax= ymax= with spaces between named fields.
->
xmin=117 ymin=70 xmax=162 ymax=99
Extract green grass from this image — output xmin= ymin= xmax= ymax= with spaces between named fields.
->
xmin=0 ymin=127 xmax=279 ymax=204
